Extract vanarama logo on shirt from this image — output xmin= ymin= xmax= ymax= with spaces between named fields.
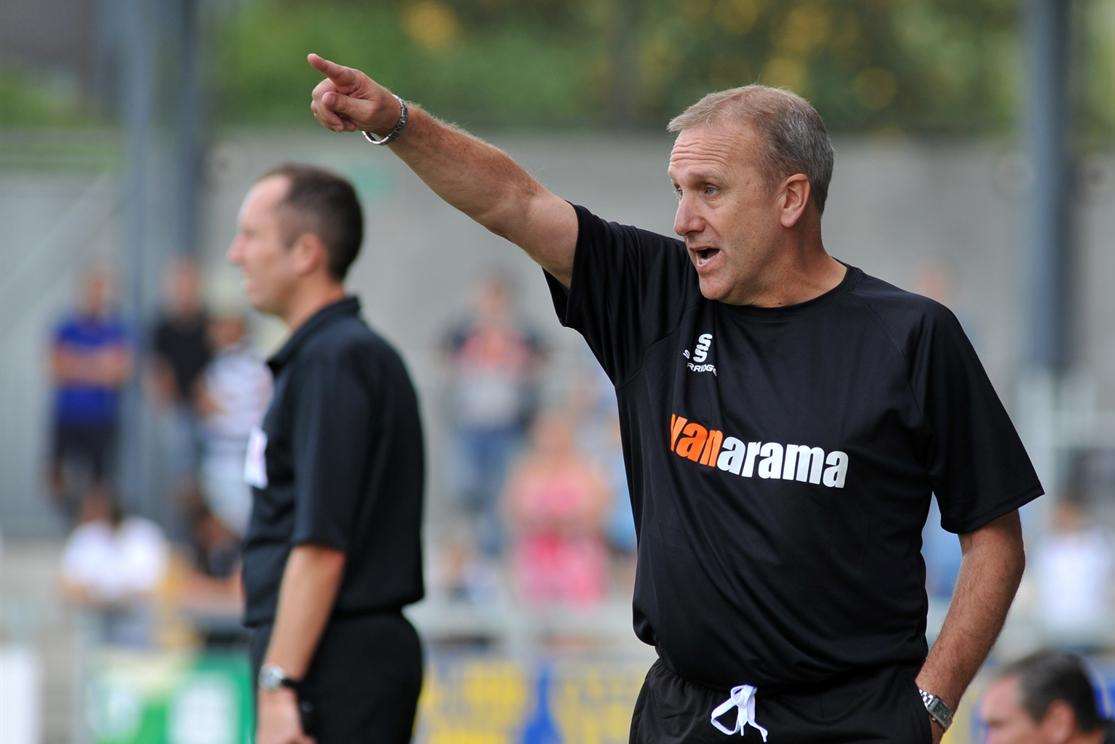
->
xmin=669 ymin=414 xmax=849 ymax=488
xmin=682 ymin=332 xmax=717 ymax=375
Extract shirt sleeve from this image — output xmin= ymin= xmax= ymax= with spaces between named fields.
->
xmin=544 ymin=204 xmax=694 ymax=385
xmin=289 ymin=345 xmax=375 ymax=551
xmin=913 ymin=305 xmax=1043 ymax=533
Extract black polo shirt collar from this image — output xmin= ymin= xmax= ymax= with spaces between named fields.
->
xmin=267 ymin=296 xmax=361 ymax=374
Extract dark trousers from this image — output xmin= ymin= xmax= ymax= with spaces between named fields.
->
xmin=52 ymin=420 xmax=118 ymax=480
xmin=250 ymin=611 xmax=423 ymax=744
xmin=630 ymin=658 xmax=932 ymax=744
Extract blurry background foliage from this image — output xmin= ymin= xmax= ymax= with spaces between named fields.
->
xmin=1 ymin=0 xmax=1113 ymax=138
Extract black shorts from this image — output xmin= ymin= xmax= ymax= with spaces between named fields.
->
xmin=52 ymin=421 xmax=118 ymax=480
xmin=250 ymin=610 xmax=423 ymax=744
xmin=629 ymin=658 xmax=932 ymax=744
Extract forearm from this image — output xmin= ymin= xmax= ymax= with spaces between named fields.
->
xmin=106 ymin=348 xmax=134 ymax=386
xmin=916 ymin=512 xmax=1025 ymax=709
xmin=53 ymin=349 xmax=94 ymax=383
xmin=262 ymin=545 xmax=346 ymax=678
xmin=388 ymin=105 xmax=543 ymax=239
xmin=388 ymin=107 xmax=576 ymax=281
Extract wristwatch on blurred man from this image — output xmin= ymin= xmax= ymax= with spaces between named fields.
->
xmin=259 ymin=664 xmax=301 ymax=694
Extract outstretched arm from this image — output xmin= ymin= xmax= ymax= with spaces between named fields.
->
xmin=307 ymin=54 xmax=577 ymax=286
xmin=915 ymin=509 xmax=1026 ymax=742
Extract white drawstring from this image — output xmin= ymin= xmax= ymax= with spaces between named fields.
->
xmin=710 ymin=684 xmax=768 ymax=740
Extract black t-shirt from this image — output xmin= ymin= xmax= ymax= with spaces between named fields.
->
xmin=152 ymin=312 xmax=212 ymax=402
xmin=544 ymin=205 xmax=1043 ymax=691
xmin=241 ymin=297 xmax=424 ymax=627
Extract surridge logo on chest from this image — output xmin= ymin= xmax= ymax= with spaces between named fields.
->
xmin=668 ymin=414 xmax=849 ymax=488
xmin=682 ymin=332 xmax=717 ymax=375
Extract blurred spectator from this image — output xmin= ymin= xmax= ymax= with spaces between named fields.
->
xmin=433 ymin=525 xmax=500 ymax=606
xmin=162 ymin=494 xmax=244 ymax=649
xmin=980 ymin=650 xmax=1115 ymax=743
xmin=504 ymin=411 xmax=609 ymax=606
xmin=47 ymin=265 xmax=133 ymax=522
xmin=148 ymin=257 xmax=212 ymax=487
xmin=565 ymin=359 xmax=637 ymax=590
xmin=561 ymin=359 xmax=638 ymax=596
xmin=195 ymin=310 xmax=271 ymax=535
xmin=1033 ymin=500 xmax=1115 ymax=653
xmin=59 ymin=485 xmax=168 ymax=647
xmin=185 ymin=498 xmax=241 ymax=582
xmin=442 ymin=274 xmax=546 ymax=555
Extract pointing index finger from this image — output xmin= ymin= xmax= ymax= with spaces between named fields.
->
xmin=307 ymin=53 xmax=354 ymax=85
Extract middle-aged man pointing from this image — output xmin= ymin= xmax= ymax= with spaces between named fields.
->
xmin=307 ymin=54 xmax=1043 ymax=742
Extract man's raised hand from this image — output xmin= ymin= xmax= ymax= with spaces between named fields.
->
xmin=307 ymin=54 xmax=400 ymax=135
xmin=307 ymin=52 xmax=577 ymax=281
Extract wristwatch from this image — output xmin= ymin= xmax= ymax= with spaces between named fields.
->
xmin=362 ymin=94 xmax=409 ymax=146
xmin=919 ymin=688 xmax=954 ymax=730
xmin=259 ymin=664 xmax=301 ymax=693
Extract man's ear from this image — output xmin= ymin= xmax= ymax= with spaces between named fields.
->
xmin=290 ymin=233 xmax=328 ymax=277
xmin=779 ymin=174 xmax=811 ymax=228
xmin=1039 ymin=700 xmax=1076 ymax=742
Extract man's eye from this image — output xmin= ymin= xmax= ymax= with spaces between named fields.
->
xmin=704 ymin=185 xmax=719 ymax=196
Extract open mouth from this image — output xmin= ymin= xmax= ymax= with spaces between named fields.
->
xmin=692 ymin=247 xmax=721 ymax=268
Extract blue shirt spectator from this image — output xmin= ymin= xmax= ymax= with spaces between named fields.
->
xmin=52 ymin=314 xmax=130 ymax=425
xmin=48 ymin=266 xmax=133 ymax=522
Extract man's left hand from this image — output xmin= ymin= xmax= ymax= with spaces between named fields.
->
xmin=929 ymin=719 xmax=945 ymax=743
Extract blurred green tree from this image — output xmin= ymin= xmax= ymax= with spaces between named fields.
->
xmin=1 ymin=0 xmax=1110 ymax=139
xmin=209 ymin=0 xmax=1112 ymax=138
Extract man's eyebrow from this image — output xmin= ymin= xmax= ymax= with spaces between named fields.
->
xmin=668 ymin=169 xmax=722 ymax=184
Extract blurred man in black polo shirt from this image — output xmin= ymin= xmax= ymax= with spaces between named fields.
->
xmin=228 ymin=163 xmax=425 ymax=744
xmin=149 ymin=257 xmax=212 ymax=480
xmin=982 ymin=651 xmax=1115 ymax=744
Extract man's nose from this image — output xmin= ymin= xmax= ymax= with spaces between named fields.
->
xmin=674 ymin=196 xmax=703 ymax=238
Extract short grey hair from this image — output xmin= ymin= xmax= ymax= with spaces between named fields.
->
xmin=667 ymin=85 xmax=834 ymax=214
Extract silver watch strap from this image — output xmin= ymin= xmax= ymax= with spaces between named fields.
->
xmin=919 ymin=688 xmax=954 ymax=730
xmin=362 ymin=95 xmax=409 ymax=146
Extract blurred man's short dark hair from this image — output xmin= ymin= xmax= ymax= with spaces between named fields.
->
xmin=996 ymin=650 xmax=1104 ymax=731
xmin=258 ymin=163 xmax=363 ymax=281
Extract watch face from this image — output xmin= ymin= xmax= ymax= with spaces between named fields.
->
xmin=930 ymin=699 xmax=954 ymax=724
xmin=919 ymin=691 xmax=954 ymax=728
xmin=259 ymin=665 xmax=284 ymax=690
